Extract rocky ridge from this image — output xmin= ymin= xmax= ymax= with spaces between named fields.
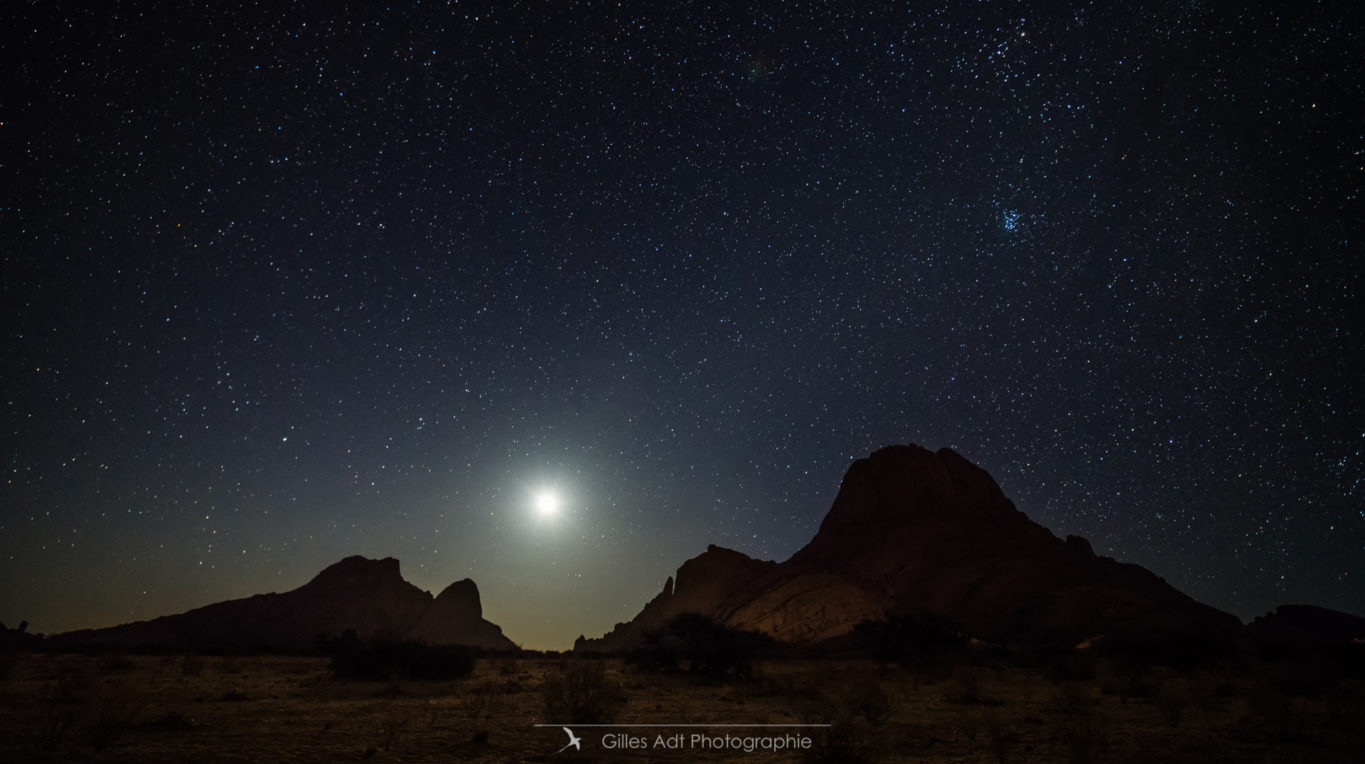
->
xmin=49 ymin=556 xmax=516 ymax=651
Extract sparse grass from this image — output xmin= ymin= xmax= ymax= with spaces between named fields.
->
xmin=675 ymin=685 xmax=692 ymax=720
xmin=140 ymin=710 xmax=195 ymax=731
xmin=181 ymin=652 xmax=206 ymax=676
xmin=220 ymin=654 xmax=244 ymax=675
xmin=457 ymin=679 xmax=504 ymax=742
xmin=1052 ymin=681 xmax=1107 ymax=764
xmin=0 ymin=653 xmax=1360 ymax=761
xmin=985 ymin=708 xmax=1009 ymax=763
xmin=1097 ymin=661 xmax=1160 ymax=701
xmin=1246 ymin=683 xmax=1299 ymax=743
xmin=943 ymin=664 xmax=999 ymax=705
xmin=97 ymin=652 xmax=138 ymax=673
xmin=1060 ymin=706 xmax=1107 ymax=764
xmin=377 ymin=701 xmax=411 ymax=752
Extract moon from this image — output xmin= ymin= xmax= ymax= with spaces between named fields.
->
xmin=533 ymin=490 xmax=561 ymax=518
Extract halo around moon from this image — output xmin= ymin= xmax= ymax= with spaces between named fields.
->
xmin=533 ymin=490 xmax=561 ymax=518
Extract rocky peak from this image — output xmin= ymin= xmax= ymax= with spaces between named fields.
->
xmin=410 ymin=577 xmax=517 ymax=649
xmin=792 ymin=445 xmax=1027 ymax=565
xmin=433 ymin=579 xmax=483 ymax=619
xmin=304 ymin=555 xmax=409 ymax=591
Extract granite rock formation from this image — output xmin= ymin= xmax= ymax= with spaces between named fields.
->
xmin=409 ymin=578 xmax=514 ymax=647
xmin=49 ymin=556 xmax=516 ymax=651
xmin=579 ymin=445 xmax=1242 ymax=650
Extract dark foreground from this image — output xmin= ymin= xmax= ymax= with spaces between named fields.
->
xmin=0 ymin=651 xmax=1361 ymax=762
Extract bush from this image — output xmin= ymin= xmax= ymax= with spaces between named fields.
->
xmin=1153 ymin=682 xmax=1191 ymax=727
xmin=1053 ymin=683 xmax=1106 ymax=764
xmin=1246 ymin=684 xmax=1300 ymax=742
xmin=541 ymin=660 xmax=624 ymax=724
xmin=1095 ymin=632 xmax=1234 ymax=671
xmin=1042 ymin=650 xmax=1098 ymax=683
xmin=37 ymin=660 xmax=94 ymax=749
xmin=840 ymin=672 xmax=895 ymax=726
xmin=624 ymin=627 xmax=680 ymax=673
xmin=329 ymin=637 xmax=477 ymax=681
xmin=87 ymin=681 xmax=145 ymax=752
xmin=458 ymin=680 xmax=505 ymax=742
xmin=627 ymin=614 xmax=773 ymax=678
xmin=943 ymin=665 xmax=991 ymax=705
xmin=852 ymin=612 xmax=966 ymax=665
xmin=1097 ymin=662 xmax=1158 ymax=700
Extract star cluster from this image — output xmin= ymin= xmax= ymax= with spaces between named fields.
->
xmin=2 ymin=1 xmax=1361 ymax=648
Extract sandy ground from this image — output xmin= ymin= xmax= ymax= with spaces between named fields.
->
xmin=0 ymin=652 xmax=1361 ymax=762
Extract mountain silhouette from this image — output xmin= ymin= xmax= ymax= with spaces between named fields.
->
xmin=49 ymin=556 xmax=516 ymax=651
xmin=578 ymin=445 xmax=1242 ymax=650
xmin=1247 ymin=604 xmax=1365 ymax=647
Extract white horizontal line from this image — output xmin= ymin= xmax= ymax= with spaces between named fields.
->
xmin=534 ymin=724 xmax=831 ymax=728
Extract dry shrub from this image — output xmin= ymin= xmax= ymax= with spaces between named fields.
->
xmin=87 ymin=680 xmax=146 ymax=752
xmin=1052 ymin=682 xmax=1106 ymax=764
xmin=40 ymin=692 xmax=80 ymax=749
xmin=960 ymin=704 xmax=981 ymax=741
xmin=459 ymin=680 xmax=504 ymax=741
xmin=1097 ymin=662 xmax=1159 ymax=700
xmin=840 ymin=671 xmax=895 ymax=727
xmin=377 ymin=702 xmax=413 ymax=752
xmin=1246 ymin=684 xmax=1299 ymax=742
xmin=943 ymin=664 xmax=995 ymax=705
xmin=39 ymin=661 xmax=94 ymax=749
xmin=985 ymin=709 xmax=1009 ymax=764
xmin=541 ymin=659 xmax=624 ymax=724
xmin=1153 ymin=682 xmax=1191 ymax=727
xmin=1060 ymin=707 xmax=1107 ymax=764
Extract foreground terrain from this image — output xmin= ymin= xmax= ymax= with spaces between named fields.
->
xmin=0 ymin=651 xmax=1360 ymax=762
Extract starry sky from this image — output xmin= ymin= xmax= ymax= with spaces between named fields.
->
xmin=2 ymin=1 xmax=1361 ymax=650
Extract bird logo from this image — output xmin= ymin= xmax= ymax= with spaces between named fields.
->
xmin=556 ymin=726 xmax=582 ymax=753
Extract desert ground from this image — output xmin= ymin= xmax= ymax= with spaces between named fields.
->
xmin=0 ymin=650 xmax=1361 ymax=762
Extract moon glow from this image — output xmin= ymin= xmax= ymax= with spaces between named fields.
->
xmin=534 ymin=490 xmax=561 ymax=518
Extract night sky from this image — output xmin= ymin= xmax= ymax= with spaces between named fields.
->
xmin=3 ymin=2 xmax=1361 ymax=650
